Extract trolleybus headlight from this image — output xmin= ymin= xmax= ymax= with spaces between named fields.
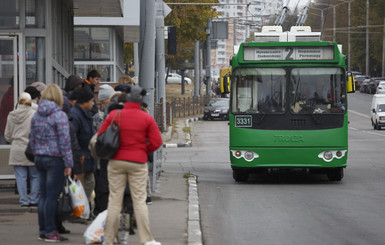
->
xmin=323 ymin=151 xmax=333 ymax=161
xmin=244 ymin=151 xmax=254 ymax=161
xmin=336 ymin=151 xmax=343 ymax=158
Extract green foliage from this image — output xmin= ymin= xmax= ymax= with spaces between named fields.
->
xmin=306 ymin=0 xmax=385 ymax=75
xmin=164 ymin=0 xmax=219 ymax=67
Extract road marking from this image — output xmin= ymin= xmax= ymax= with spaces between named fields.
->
xmin=349 ymin=110 xmax=370 ymax=119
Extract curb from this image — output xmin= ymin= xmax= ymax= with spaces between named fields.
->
xmin=163 ymin=117 xmax=201 ymax=148
xmin=187 ymin=176 xmax=202 ymax=245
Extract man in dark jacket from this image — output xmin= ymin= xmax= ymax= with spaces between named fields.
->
xmin=70 ymin=87 xmax=96 ymax=207
xmin=83 ymin=70 xmax=100 ymax=115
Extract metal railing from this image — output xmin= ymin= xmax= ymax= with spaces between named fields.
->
xmin=154 ymin=95 xmax=211 ymax=132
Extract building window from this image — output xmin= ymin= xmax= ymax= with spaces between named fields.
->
xmin=25 ymin=37 xmax=46 ymax=84
xmin=0 ymin=0 xmax=19 ymax=28
xmin=74 ymin=28 xmax=111 ymax=61
xmin=25 ymin=0 xmax=46 ymax=28
xmin=74 ymin=64 xmax=113 ymax=83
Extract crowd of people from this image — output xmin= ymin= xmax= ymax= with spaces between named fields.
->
xmin=4 ymin=70 xmax=163 ymax=245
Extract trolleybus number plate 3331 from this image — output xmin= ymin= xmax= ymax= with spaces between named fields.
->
xmin=235 ymin=115 xmax=252 ymax=127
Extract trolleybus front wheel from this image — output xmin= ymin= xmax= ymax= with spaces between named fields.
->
xmin=327 ymin=167 xmax=344 ymax=181
xmin=233 ymin=169 xmax=249 ymax=182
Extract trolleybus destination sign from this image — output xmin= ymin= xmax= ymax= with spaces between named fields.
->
xmin=243 ymin=46 xmax=334 ymax=61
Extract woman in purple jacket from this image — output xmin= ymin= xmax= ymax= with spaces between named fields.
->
xmin=30 ymin=84 xmax=73 ymax=242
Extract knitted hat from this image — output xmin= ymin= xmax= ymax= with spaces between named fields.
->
xmin=76 ymin=87 xmax=94 ymax=104
xmin=126 ymin=85 xmax=146 ymax=105
xmin=68 ymin=88 xmax=81 ymax=100
xmin=24 ymin=86 xmax=41 ymax=100
xmin=18 ymin=92 xmax=32 ymax=105
xmin=30 ymin=82 xmax=47 ymax=92
xmin=98 ymin=84 xmax=115 ymax=101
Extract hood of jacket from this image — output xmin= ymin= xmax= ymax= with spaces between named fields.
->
xmin=65 ymin=75 xmax=84 ymax=92
xmin=8 ymin=104 xmax=34 ymax=124
xmin=37 ymin=99 xmax=62 ymax=117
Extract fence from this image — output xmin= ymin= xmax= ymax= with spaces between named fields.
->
xmin=154 ymin=95 xmax=211 ymax=132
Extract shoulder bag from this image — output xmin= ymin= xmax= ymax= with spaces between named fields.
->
xmin=95 ymin=110 xmax=121 ymax=159
xmin=57 ymin=177 xmax=73 ymax=221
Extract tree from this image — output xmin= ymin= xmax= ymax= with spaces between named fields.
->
xmin=307 ymin=0 xmax=385 ymax=76
xmin=164 ymin=0 xmax=219 ymax=68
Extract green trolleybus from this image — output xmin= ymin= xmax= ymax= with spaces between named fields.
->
xmin=229 ymin=26 xmax=355 ymax=182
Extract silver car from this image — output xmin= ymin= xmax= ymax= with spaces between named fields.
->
xmin=376 ymin=81 xmax=385 ymax=94
xmin=166 ymin=73 xmax=192 ymax=84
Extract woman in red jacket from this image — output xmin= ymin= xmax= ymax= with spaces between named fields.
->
xmin=99 ymin=86 xmax=162 ymax=245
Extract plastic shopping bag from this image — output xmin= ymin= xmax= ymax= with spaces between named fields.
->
xmin=68 ymin=176 xmax=90 ymax=219
xmin=84 ymin=210 xmax=107 ymax=244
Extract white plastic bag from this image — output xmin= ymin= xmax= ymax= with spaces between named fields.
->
xmin=84 ymin=210 xmax=107 ymax=244
xmin=68 ymin=176 xmax=90 ymax=219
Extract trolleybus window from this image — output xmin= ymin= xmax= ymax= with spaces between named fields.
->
xmin=232 ymin=68 xmax=286 ymax=114
xmin=290 ymin=68 xmax=346 ymax=114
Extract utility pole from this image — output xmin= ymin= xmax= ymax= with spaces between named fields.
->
xmin=365 ymin=0 xmax=369 ymax=76
xmin=194 ymin=41 xmax=199 ymax=98
xmin=155 ymin=0 xmax=166 ymax=130
xmin=139 ymin=0 xmax=156 ymax=116
xmin=348 ymin=1 xmax=351 ymax=71
xmin=206 ymin=18 xmax=212 ymax=97
xmin=383 ymin=18 xmax=385 ymax=77
xmin=333 ymin=6 xmax=336 ymax=42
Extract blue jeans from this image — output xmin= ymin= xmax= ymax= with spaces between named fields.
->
xmin=14 ymin=165 xmax=40 ymax=205
xmin=35 ymin=156 xmax=65 ymax=236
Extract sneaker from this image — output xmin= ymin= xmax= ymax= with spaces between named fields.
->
xmin=38 ymin=234 xmax=46 ymax=240
xmin=44 ymin=232 xmax=68 ymax=242
xmin=146 ymin=196 xmax=152 ymax=205
xmin=144 ymin=240 xmax=161 ymax=245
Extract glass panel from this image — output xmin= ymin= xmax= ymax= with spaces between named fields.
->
xmin=0 ymin=39 xmax=15 ymax=144
xmin=74 ymin=64 xmax=112 ymax=83
xmin=25 ymin=0 xmax=45 ymax=28
xmin=26 ymin=37 xmax=46 ymax=84
xmin=290 ymin=68 xmax=346 ymax=114
xmin=0 ymin=0 xmax=19 ymax=28
xmin=232 ymin=68 xmax=286 ymax=114
xmin=74 ymin=28 xmax=111 ymax=61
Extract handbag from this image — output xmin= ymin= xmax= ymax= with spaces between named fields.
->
xmin=57 ymin=177 xmax=73 ymax=221
xmin=25 ymin=141 xmax=34 ymax=162
xmin=95 ymin=110 xmax=121 ymax=159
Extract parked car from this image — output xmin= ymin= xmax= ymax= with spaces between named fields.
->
xmin=354 ymin=75 xmax=368 ymax=90
xmin=166 ymin=73 xmax=192 ymax=84
xmin=376 ymin=81 xmax=385 ymax=94
xmin=368 ymin=77 xmax=385 ymax=94
xmin=360 ymin=79 xmax=371 ymax=93
xmin=203 ymin=98 xmax=229 ymax=120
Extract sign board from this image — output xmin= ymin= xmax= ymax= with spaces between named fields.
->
xmin=212 ymin=21 xmax=228 ymax=39
xmin=243 ymin=46 xmax=334 ymax=61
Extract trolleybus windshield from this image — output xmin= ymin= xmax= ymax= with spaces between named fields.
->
xmin=231 ymin=67 xmax=346 ymax=115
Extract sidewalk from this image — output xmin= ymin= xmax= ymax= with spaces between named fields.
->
xmin=0 ymin=118 xmax=200 ymax=245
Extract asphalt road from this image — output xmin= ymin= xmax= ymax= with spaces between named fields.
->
xmin=163 ymin=91 xmax=385 ymax=245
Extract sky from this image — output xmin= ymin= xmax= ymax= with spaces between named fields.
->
xmin=286 ymin=0 xmax=311 ymax=10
